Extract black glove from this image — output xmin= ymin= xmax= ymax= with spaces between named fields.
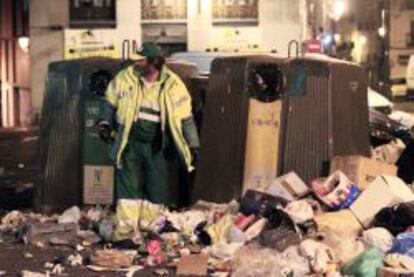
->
xmin=97 ymin=121 xmax=113 ymax=143
xmin=190 ymin=147 xmax=200 ymax=166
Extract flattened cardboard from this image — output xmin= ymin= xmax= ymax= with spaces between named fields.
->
xmin=350 ymin=175 xmax=414 ymax=228
xmin=267 ymin=172 xmax=310 ymax=201
xmin=331 ymin=155 xmax=397 ymax=190
xmin=314 ymin=209 xmax=362 ymax=236
xmin=176 ymin=254 xmax=208 ymax=276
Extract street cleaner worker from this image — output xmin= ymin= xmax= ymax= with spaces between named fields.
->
xmin=97 ymin=42 xmax=200 ymax=204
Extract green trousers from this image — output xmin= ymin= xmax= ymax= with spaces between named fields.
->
xmin=116 ymin=139 xmax=174 ymax=204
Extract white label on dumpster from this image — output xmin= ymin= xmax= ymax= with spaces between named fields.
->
xmin=83 ymin=165 xmax=114 ymax=205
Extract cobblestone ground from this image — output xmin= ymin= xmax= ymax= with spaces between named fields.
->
xmin=0 ymin=242 xmax=172 ymax=276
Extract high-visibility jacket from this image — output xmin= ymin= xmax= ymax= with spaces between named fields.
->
xmin=100 ymin=65 xmax=199 ymax=171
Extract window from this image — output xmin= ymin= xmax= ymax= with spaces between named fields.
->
xmin=141 ymin=0 xmax=187 ymax=22
xmin=406 ymin=0 xmax=414 ymax=10
xmin=12 ymin=0 xmax=29 ymax=37
xmin=409 ymin=21 xmax=414 ymax=47
xmin=69 ymin=0 xmax=116 ymax=28
xmin=212 ymin=0 xmax=259 ymax=25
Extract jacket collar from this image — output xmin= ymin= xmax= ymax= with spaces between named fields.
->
xmin=131 ymin=66 xmax=171 ymax=86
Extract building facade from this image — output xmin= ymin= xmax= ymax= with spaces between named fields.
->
xmin=0 ymin=0 xmax=31 ymax=127
xmin=28 ymin=0 xmax=306 ymax=117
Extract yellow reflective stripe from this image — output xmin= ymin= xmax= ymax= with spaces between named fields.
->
xmin=140 ymin=100 xmax=160 ymax=111
xmin=136 ymin=112 xmax=161 ymax=123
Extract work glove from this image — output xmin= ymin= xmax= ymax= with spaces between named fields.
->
xmin=190 ymin=147 xmax=200 ymax=167
xmin=97 ymin=121 xmax=113 ymax=143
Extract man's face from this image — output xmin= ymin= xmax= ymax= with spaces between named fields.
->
xmin=134 ymin=58 xmax=153 ymax=76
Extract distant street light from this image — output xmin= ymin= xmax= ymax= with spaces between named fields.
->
xmin=322 ymin=33 xmax=333 ymax=45
xmin=378 ymin=26 xmax=386 ymax=37
xmin=18 ymin=36 xmax=29 ymax=53
xmin=333 ymin=0 xmax=345 ymax=21
xmin=334 ymin=33 xmax=341 ymax=42
xmin=360 ymin=35 xmax=367 ymax=45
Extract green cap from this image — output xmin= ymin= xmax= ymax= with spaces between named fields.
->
xmin=137 ymin=42 xmax=164 ymax=58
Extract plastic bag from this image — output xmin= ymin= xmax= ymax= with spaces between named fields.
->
xmin=284 ymin=200 xmax=314 ymax=224
xmin=165 ymin=210 xmax=207 ymax=235
xmin=342 ymin=247 xmax=384 ymax=277
xmin=318 ymin=229 xmax=366 ymax=264
xmin=239 ymin=190 xmax=288 ymax=216
xmin=258 ymin=208 xmax=300 ymax=252
xmin=244 ymin=218 xmax=267 ymax=241
xmin=279 ymin=246 xmax=311 ymax=276
xmin=1 ymin=210 xmax=25 ymax=228
xmin=209 ymin=242 xmax=244 ymax=260
xmin=207 ymin=214 xmax=235 ymax=244
xmin=372 ymin=138 xmax=406 ymax=164
xmin=363 ymin=227 xmax=394 ymax=253
xmin=232 ymin=245 xmax=284 ymax=277
xmin=390 ymin=232 xmax=414 ymax=258
xmin=299 ymin=239 xmax=337 ymax=273
xmin=312 ymin=171 xmax=360 ymax=210
xmin=58 ymin=206 xmax=81 ymax=224
xmin=372 ymin=201 xmax=414 ymax=236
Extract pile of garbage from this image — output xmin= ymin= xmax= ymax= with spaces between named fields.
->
xmin=1 ymin=155 xmax=414 ymax=276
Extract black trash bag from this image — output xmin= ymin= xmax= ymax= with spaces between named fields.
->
xmin=372 ymin=201 xmax=414 ymax=236
xmin=194 ymin=221 xmax=212 ymax=246
xmin=397 ymin=141 xmax=414 ymax=184
xmin=158 ymin=220 xmax=178 ymax=233
xmin=239 ymin=190 xmax=289 ymax=216
xmin=297 ymin=219 xmax=318 ymax=238
xmin=256 ymin=208 xmax=301 ymax=252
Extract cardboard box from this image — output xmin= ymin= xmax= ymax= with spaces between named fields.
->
xmin=331 ymin=155 xmax=397 ymax=190
xmin=266 ymin=172 xmax=310 ymax=201
xmin=350 ymin=175 xmax=414 ymax=228
xmin=314 ymin=209 xmax=362 ymax=236
xmin=83 ymin=165 xmax=114 ymax=205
